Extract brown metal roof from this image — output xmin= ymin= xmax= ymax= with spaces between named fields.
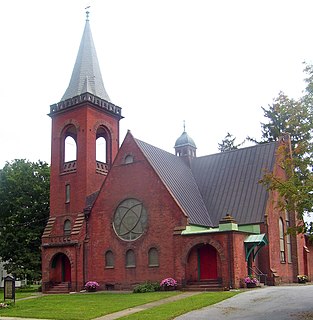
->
xmin=137 ymin=138 xmax=277 ymax=227
xmin=191 ymin=142 xmax=277 ymax=226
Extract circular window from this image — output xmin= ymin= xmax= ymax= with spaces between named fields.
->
xmin=113 ymin=199 xmax=148 ymax=241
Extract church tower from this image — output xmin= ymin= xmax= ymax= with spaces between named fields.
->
xmin=49 ymin=12 xmax=122 ymax=217
xmin=42 ymin=12 xmax=122 ymax=292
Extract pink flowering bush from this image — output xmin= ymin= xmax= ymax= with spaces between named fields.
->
xmin=244 ymin=275 xmax=259 ymax=284
xmin=85 ymin=281 xmax=100 ymax=291
xmin=160 ymin=277 xmax=177 ymax=288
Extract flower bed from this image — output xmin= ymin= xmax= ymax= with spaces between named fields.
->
xmin=160 ymin=277 xmax=177 ymax=290
xmin=85 ymin=281 xmax=100 ymax=292
xmin=244 ymin=275 xmax=259 ymax=288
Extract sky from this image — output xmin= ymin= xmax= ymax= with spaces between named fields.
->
xmin=1 ymin=0 xmax=312 ymax=169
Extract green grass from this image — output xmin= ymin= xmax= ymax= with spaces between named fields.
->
xmin=0 ymin=291 xmax=179 ymax=320
xmin=0 ymin=290 xmax=241 ymax=320
xmin=119 ymin=291 xmax=240 ymax=320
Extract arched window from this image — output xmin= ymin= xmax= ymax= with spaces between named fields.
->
xmin=148 ymin=247 xmax=159 ymax=267
xmin=96 ymin=126 xmax=111 ymax=164
xmin=64 ymin=136 xmax=77 ymax=162
xmin=124 ymin=155 xmax=134 ymax=164
xmin=279 ymin=218 xmax=285 ymax=262
xmin=105 ymin=250 xmax=114 ymax=268
xmin=62 ymin=125 xmax=77 ymax=173
xmin=64 ymin=219 xmax=71 ymax=236
xmin=126 ymin=249 xmax=136 ymax=268
xmin=96 ymin=137 xmax=106 ymax=163
xmin=65 ymin=184 xmax=70 ymax=203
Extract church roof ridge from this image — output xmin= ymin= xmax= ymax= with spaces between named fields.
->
xmin=61 ymin=16 xmax=110 ymax=102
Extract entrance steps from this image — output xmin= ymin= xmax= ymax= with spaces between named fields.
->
xmin=183 ymin=280 xmax=223 ymax=291
xmin=46 ymin=282 xmax=70 ymax=294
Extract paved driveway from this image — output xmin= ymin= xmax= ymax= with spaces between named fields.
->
xmin=175 ymin=285 xmax=313 ymax=320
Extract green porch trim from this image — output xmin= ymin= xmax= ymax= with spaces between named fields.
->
xmin=244 ymin=234 xmax=269 ymax=261
xmin=181 ymin=224 xmax=260 ymax=235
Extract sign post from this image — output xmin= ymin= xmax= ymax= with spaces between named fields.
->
xmin=4 ymin=275 xmax=15 ymax=303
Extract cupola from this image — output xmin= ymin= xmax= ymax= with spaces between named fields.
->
xmin=174 ymin=123 xmax=197 ymax=165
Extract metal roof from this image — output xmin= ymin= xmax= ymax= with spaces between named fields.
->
xmin=61 ymin=18 xmax=110 ymax=102
xmin=135 ymin=138 xmax=277 ymax=227
xmin=135 ymin=138 xmax=213 ymax=226
xmin=191 ymin=142 xmax=277 ymax=226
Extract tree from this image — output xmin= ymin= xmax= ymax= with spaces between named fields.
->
xmin=0 ymin=159 xmax=50 ymax=280
xmin=255 ymin=63 xmax=313 ymax=233
xmin=218 ymin=132 xmax=244 ymax=152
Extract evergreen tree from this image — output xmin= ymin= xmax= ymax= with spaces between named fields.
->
xmin=256 ymin=63 xmax=313 ymax=233
xmin=218 ymin=132 xmax=244 ymax=152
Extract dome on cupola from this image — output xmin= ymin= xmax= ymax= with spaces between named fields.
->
xmin=174 ymin=123 xmax=197 ymax=165
xmin=174 ymin=131 xmax=197 ymax=149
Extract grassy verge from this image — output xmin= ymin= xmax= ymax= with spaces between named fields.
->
xmin=0 ymin=291 xmax=179 ymax=320
xmin=120 ymin=291 xmax=240 ymax=320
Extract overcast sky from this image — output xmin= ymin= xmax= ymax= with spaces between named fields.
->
xmin=0 ymin=0 xmax=312 ymax=169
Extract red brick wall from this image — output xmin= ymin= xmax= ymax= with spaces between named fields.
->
xmin=86 ymin=133 xmax=188 ymax=289
xmin=50 ymin=104 xmax=120 ymax=217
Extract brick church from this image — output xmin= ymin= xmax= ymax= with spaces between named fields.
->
xmin=41 ymin=15 xmax=313 ymax=293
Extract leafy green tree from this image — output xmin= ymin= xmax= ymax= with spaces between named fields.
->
xmin=255 ymin=63 xmax=313 ymax=233
xmin=0 ymin=159 xmax=50 ymax=280
xmin=218 ymin=132 xmax=244 ymax=152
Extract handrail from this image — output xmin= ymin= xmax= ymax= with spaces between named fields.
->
xmin=249 ymin=266 xmax=267 ymax=285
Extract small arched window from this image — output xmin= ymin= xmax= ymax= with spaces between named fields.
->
xmin=148 ymin=247 xmax=159 ymax=267
xmin=279 ymin=218 xmax=285 ymax=263
xmin=124 ymin=155 xmax=134 ymax=164
xmin=64 ymin=219 xmax=71 ymax=236
xmin=105 ymin=250 xmax=114 ymax=268
xmin=126 ymin=249 xmax=136 ymax=268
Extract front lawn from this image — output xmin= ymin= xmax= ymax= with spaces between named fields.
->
xmin=0 ymin=291 xmax=179 ymax=320
xmin=0 ymin=290 xmax=241 ymax=320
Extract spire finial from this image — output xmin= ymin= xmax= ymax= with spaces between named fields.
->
xmin=183 ymin=120 xmax=186 ymax=132
xmin=85 ymin=6 xmax=90 ymax=21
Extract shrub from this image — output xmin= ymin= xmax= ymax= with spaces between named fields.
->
xmin=133 ymin=281 xmax=161 ymax=293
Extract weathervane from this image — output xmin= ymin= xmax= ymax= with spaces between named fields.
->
xmin=85 ymin=6 xmax=91 ymax=21
xmin=183 ymin=120 xmax=186 ymax=132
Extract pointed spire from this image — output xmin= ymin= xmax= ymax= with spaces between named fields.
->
xmin=61 ymin=11 xmax=110 ymax=102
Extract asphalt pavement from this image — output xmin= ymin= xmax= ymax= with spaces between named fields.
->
xmin=175 ymin=284 xmax=313 ymax=320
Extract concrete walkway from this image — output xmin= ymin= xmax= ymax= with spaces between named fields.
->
xmin=93 ymin=291 xmax=201 ymax=320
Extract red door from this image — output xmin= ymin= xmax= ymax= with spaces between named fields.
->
xmin=198 ymin=246 xmax=217 ymax=280
xmin=62 ymin=255 xmax=71 ymax=282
